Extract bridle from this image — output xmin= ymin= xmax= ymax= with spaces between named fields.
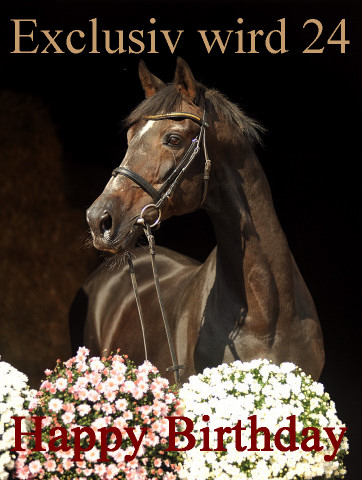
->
xmin=112 ymin=110 xmax=211 ymax=225
xmin=111 ymin=110 xmax=211 ymax=386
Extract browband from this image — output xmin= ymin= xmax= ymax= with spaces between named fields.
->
xmin=144 ymin=112 xmax=209 ymax=128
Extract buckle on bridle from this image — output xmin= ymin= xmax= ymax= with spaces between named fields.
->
xmin=137 ymin=203 xmax=162 ymax=228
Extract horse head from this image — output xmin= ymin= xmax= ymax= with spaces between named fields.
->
xmin=87 ymin=58 xmax=210 ymax=253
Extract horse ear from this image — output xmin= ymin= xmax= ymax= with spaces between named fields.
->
xmin=138 ymin=60 xmax=166 ymax=98
xmin=174 ymin=57 xmax=198 ymax=102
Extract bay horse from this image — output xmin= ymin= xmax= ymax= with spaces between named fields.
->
xmin=75 ymin=58 xmax=324 ymax=382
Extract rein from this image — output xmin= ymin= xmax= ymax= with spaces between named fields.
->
xmin=112 ymin=110 xmax=211 ymax=386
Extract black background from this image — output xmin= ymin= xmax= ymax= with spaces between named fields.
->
xmin=0 ymin=0 xmax=361 ymax=478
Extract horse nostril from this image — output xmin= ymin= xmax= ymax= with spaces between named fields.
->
xmin=100 ymin=211 xmax=113 ymax=235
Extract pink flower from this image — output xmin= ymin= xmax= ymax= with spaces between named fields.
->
xmin=40 ymin=380 xmax=52 ymax=390
xmin=44 ymin=459 xmax=57 ymax=471
xmin=44 ymin=369 xmax=52 ymax=376
xmin=77 ymin=388 xmax=88 ymax=401
xmin=63 ymin=403 xmax=75 ymax=413
xmin=62 ymin=458 xmax=74 ymax=469
xmin=65 ymin=357 xmax=76 ymax=368
xmin=111 ymin=361 xmax=126 ymax=375
xmin=102 ymin=402 xmax=114 ymax=415
xmin=55 ymin=377 xmax=68 ymax=391
xmin=103 ymin=377 xmax=119 ymax=391
xmin=115 ymin=398 xmax=128 ymax=411
xmin=89 ymin=371 xmax=102 ymax=384
xmin=48 ymin=398 xmax=63 ymax=412
xmin=84 ymin=447 xmax=100 ymax=462
xmin=158 ymin=418 xmax=169 ymax=437
xmin=76 ymin=347 xmax=89 ymax=362
xmin=15 ymin=464 xmax=30 ymax=480
xmin=138 ymin=360 xmax=158 ymax=375
xmin=153 ymin=401 xmax=169 ymax=417
xmin=133 ymin=382 xmax=148 ymax=400
xmin=77 ymin=404 xmax=91 ymax=417
xmin=124 ymin=380 xmax=136 ymax=394
xmin=151 ymin=377 xmax=168 ymax=390
xmin=128 ymin=457 xmax=139 ymax=469
xmin=163 ymin=473 xmax=177 ymax=479
xmin=164 ymin=393 xmax=176 ymax=404
xmin=136 ymin=371 xmax=149 ymax=382
xmin=87 ymin=389 xmax=100 ymax=402
xmin=154 ymin=458 xmax=162 ymax=468
xmin=92 ymin=417 xmax=107 ymax=430
xmin=144 ymin=431 xmax=158 ymax=447
xmin=75 ymin=376 xmax=89 ymax=389
xmin=28 ymin=397 xmax=39 ymax=410
xmin=140 ymin=405 xmax=152 ymax=417
xmin=61 ymin=411 xmax=74 ymax=424
xmin=77 ymin=362 xmax=88 ymax=373
xmin=29 ymin=459 xmax=43 ymax=474
xmin=123 ymin=410 xmax=133 ymax=420
xmin=114 ymin=416 xmax=127 ymax=430
xmin=105 ymin=463 xmax=120 ymax=478
xmin=112 ymin=449 xmax=126 ymax=463
xmin=89 ymin=358 xmax=104 ymax=372
xmin=94 ymin=463 xmax=107 ymax=475
xmin=104 ymin=389 xmax=116 ymax=402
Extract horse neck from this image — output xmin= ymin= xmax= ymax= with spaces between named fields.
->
xmin=204 ymin=136 xmax=293 ymax=294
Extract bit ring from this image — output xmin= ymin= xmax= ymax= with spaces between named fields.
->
xmin=137 ymin=204 xmax=161 ymax=228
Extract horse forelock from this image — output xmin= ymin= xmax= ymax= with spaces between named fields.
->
xmin=125 ymin=83 xmax=264 ymax=146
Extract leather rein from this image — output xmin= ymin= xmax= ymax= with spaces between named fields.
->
xmin=111 ymin=110 xmax=211 ymax=386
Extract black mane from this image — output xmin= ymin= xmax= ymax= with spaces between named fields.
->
xmin=126 ymin=83 xmax=264 ymax=145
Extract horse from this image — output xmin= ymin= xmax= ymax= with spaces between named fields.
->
xmin=72 ymin=58 xmax=324 ymax=383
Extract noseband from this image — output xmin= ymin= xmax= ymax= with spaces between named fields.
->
xmin=110 ymin=110 xmax=211 ymax=386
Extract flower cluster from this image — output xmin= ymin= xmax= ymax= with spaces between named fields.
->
xmin=0 ymin=361 xmax=35 ymax=480
xmin=15 ymin=347 xmax=183 ymax=479
xmin=178 ymin=359 xmax=348 ymax=480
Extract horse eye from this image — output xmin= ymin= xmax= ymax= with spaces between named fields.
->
xmin=165 ymin=135 xmax=182 ymax=147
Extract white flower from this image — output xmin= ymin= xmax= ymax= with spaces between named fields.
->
xmin=0 ymin=361 xmax=35 ymax=480
xmin=179 ymin=359 xmax=348 ymax=479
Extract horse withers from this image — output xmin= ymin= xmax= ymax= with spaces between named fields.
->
xmin=70 ymin=58 xmax=324 ymax=383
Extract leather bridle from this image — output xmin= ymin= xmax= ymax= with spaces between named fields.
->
xmin=112 ymin=110 xmax=211 ymax=227
xmin=111 ymin=110 xmax=211 ymax=386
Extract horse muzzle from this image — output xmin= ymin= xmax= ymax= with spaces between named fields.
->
xmin=86 ymin=200 xmax=139 ymax=253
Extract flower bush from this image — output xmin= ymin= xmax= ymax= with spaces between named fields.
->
xmin=0 ymin=360 xmax=35 ymax=480
xmin=15 ymin=347 xmax=183 ymax=480
xmin=178 ymin=359 xmax=348 ymax=480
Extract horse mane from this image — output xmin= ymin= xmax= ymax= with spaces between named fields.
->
xmin=125 ymin=83 xmax=264 ymax=145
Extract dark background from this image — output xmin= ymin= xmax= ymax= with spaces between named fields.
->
xmin=0 ymin=0 xmax=361 ymax=478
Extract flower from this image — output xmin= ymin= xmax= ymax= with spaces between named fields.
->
xmin=178 ymin=359 xmax=349 ymax=480
xmin=15 ymin=347 xmax=182 ymax=479
xmin=0 ymin=360 xmax=35 ymax=480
